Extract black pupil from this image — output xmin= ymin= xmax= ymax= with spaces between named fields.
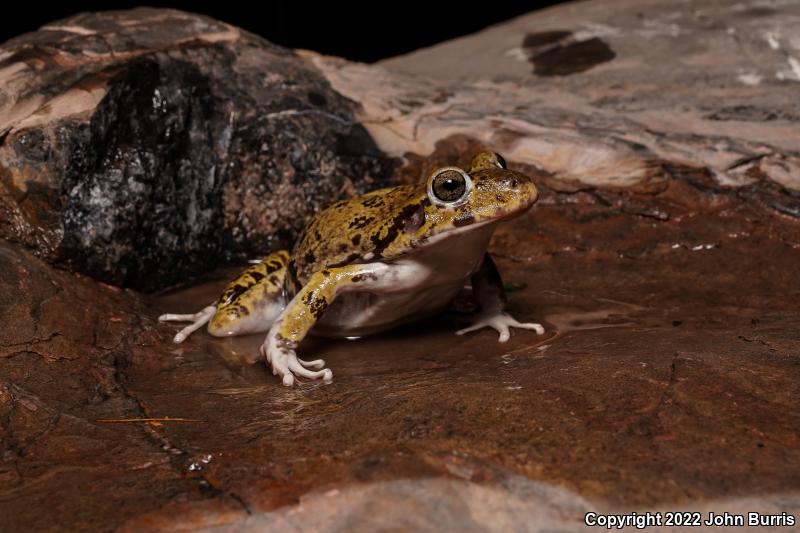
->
xmin=442 ymin=178 xmax=459 ymax=190
xmin=433 ymin=171 xmax=466 ymax=202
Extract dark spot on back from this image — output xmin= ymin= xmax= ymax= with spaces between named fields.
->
xmin=265 ymin=259 xmax=285 ymax=274
xmin=402 ymin=203 xmax=426 ymax=234
xmin=371 ymin=203 xmax=424 ymax=256
xmin=362 ymin=196 xmax=385 ymax=208
xmin=352 ymin=234 xmax=361 ymax=246
xmin=327 ymin=252 xmax=362 ymax=269
xmin=249 ymin=271 xmax=265 ymax=282
xmin=221 ymin=284 xmax=249 ymax=306
xmin=349 ymin=215 xmax=375 ymax=230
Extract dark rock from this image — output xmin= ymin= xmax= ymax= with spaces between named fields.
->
xmin=2 ymin=1 xmax=800 ymax=531
xmin=0 ymin=9 xmax=396 ymax=291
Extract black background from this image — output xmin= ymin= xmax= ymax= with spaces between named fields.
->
xmin=0 ymin=1 xmax=567 ymax=62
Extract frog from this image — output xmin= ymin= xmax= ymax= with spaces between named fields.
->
xmin=159 ymin=151 xmax=545 ymax=386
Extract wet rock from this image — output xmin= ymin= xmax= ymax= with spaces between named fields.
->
xmin=0 ymin=9 xmax=395 ymax=291
xmin=3 ymin=163 xmax=800 ymax=530
xmin=0 ymin=241 xmax=213 ymax=531
xmin=2 ymin=1 xmax=800 ymax=531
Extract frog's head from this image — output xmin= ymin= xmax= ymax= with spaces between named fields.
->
xmin=419 ymin=151 xmax=538 ymax=238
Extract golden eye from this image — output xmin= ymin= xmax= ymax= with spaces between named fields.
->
xmin=431 ymin=169 xmax=468 ymax=203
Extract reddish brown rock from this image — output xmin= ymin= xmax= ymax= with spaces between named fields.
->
xmin=3 ymin=143 xmax=800 ymax=529
xmin=2 ymin=1 xmax=800 ymax=531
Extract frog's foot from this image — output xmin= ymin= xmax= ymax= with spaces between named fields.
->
xmin=259 ymin=337 xmax=332 ymax=387
xmin=158 ymin=305 xmax=216 ymax=343
xmin=456 ymin=311 xmax=545 ymax=343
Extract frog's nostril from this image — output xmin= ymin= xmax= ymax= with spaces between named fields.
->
xmin=510 ymin=179 xmax=519 ymax=189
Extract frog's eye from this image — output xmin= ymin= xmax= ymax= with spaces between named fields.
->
xmin=429 ymin=167 xmax=472 ymax=206
xmin=494 ymin=153 xmax=507 ymax=169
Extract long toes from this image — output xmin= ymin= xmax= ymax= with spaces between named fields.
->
xmin=521 ymin=322 xmax=545 ymax=335
xmin=174 ymin=333 xmax=186 ymax=344
xmin=510 ymin=320 xmax=545 ymax=334
xmin=456 ymin=324 xmax=481 ymax=336
xmin=288 ymin=360 xmax=333 ymax=382
xmin=298 ymin=358 xmax=325 ymax=370
xmin=159 ymin=313 xmax=196 ymax=322
xmin=282 ymin=374 xmax=295 ymax=387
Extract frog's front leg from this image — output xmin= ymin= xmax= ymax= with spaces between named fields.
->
xmin=261 ymin=263 xmax=392 ymax=386
xmin=456 ymin=253 xmax=544 ymax=342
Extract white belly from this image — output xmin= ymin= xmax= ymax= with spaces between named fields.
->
xmin=313 ymin=223 xmax=497 ymax=338
xmin=314 ymin=282 xmax=462 ymax=337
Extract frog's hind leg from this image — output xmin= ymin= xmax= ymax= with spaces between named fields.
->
xmin=207 ymin=251 xmax=291 ymax=338
xmin=159 ymin=305 xmax=216 ymax=343
xmin=158 ymin=250 xmax=292 ymax=344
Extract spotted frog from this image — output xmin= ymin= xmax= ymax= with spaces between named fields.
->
xmin=160 ymin=151 xmax=544 ymax=386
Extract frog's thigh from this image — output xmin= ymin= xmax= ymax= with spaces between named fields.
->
xmin=208 ymin=252 xmax=290 ymax=338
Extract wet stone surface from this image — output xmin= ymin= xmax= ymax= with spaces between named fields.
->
xmin=2 ymin=1 xmax=800 ymax=530
xmin=2 ymin=145 xmax=799 ymax=530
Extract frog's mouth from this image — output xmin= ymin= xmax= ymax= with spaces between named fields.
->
xmin=448 ymin=193 xmax=536 ymax=228
xmin=498 ymin=199 xmax=538 ymax=220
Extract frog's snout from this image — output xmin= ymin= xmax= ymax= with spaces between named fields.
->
xmin=522 ymin=178 xmax=539 ymax=206
xmin=503 ymin=172 xmax=539 ymax=210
